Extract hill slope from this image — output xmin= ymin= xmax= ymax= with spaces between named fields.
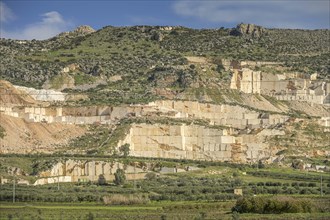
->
xmin=0 ymin=23 xmax=329 ymax=163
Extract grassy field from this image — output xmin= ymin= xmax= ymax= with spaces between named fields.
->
xmin=1 ymin=200 xmax=330 ymax=220
xmin=1 ymin=155 xmax=330 ymax=219
xmin=0 ymin=201 xmax=229 ymax=220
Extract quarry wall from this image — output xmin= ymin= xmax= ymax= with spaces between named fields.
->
xmin=230 ymin=68 xmax=330 ymax=105
xmin=13 ymin=85 xmax=67 ymax=102
xmin=0 ymin=100 xmax=290 ymax=129
xmin=117 ymin=123 xmax=285 ymax=162
xmin=34 ymin=159 xmax=146 ymax=185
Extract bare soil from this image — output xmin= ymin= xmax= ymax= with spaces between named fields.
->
xmin=0 ymin=113 xmax=87 ymax=154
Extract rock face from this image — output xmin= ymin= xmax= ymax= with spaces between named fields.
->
xmin=230 ymin=23 xmax=265 ymax=38
xmin=230 ymin=67 xmax=330 ymax=105
xmin=117 ymin=123 xmax=284 ymax=163
xmin=0 ymin=98 xmax=290 ymax=128
xmin=35 ymin=159 xmax=146 ymax=185
xmin=14 ymin=85 xmax=67 ymax=102
xmin=72 ymin=25 xmax=95 ymax=35
xmin=1 ymin=78 xmax=329 ymax=161
xmin=57 ymin=25 xmax=95 ymax=38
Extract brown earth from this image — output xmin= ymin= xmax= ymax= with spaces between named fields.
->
xmin=0 ymin=113 xmax=87 ymax=154
xmin=0 ymin=80 xmax=38 ymax=105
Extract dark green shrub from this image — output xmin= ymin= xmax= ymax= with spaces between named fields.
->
xmin=232 ymin=196 xmax=314 ymax=214
xmin=113 ymin=168 xmax=126 ymax=186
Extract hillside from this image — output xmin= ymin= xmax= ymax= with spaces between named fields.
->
xmin=0 ymin=24 xmax=330 ymax=219
xmin=0 ymin=24 xmax=329 ymax=96
xmin=0 ymin=23 xmax=329 ymax=171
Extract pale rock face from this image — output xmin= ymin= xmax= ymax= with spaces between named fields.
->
xmin=62 ymin=64 xmax=79 ymax=73
xmin=35 ymin=159 xmax=146 ymax=185
xmin=58 ymin=25 xmax=95 ymax=38
xmin=230 ymin=68 xmax=330 ymax=105
xmin=73 ymin=25 xmax=95 ymax=35
xmin=117 ymin=123 xmax=284 ymax=163
xmin=230 ymin=23 xmax=265 ymax=38
xmin=1 ymin=99 xmax=290 ymax=127
xmin=310 ymin=73 xmax=318 ymax=80
xmin=109 ymin=75 xmax=122 ymax=82
xmin=13 ymin=85 xmax=67 ymax=101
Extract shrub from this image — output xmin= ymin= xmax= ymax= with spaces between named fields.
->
xmin=114 ymin=168 xmax=126 ymax=186
xmin=119 ymin=144 xmax=130 ymax=157
xmin=145 ymin=172 xmax=157 ymax=180
xmin=103 ymin=194 xmax=149 ymax=205
xmin=97 ymin=174 xmax=106 ymax=185
xmin=232 ymin=196 xmax=314 ymax=214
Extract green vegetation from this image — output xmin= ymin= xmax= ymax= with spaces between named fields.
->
xmin=1 ymin=24 xmax=329 ymax=105
xmin=261 ymin=94 xmax=284 ymax=108
xmin=119 ymin=143 xmax=130 ymax=157
xmin=0 ymin=154 xmax=329 ymax=219
xmin=68 ymin=123 xmax=131 ymax=155
xmin=268 ymin=121 xmax=330 ymax=154
xmin=113 ymin=168 xmax=126 ymax=186
xmin=73 ymin=72 xmax=96 ymax=86
xmin=233 ymin=196 xmax=322 ymax=214
xmin=68 ymin=125 xmax=115 ymax=154
xmin=1 ymin=23 xmax=330 ymax=219
xmin=49 ymin=73 xmax=72 ymax=89
xmin=1 ymin=201 xmax=330 ymax=220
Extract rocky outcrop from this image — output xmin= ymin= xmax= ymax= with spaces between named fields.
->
xmin=72 ymin=25 xmax=95 ymax=35
xmin=230 ymin=23 xmax=265 ymax=38
xmin=57 ymin=25 xmax=95 ymax=38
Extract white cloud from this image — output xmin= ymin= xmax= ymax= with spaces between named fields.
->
xmin=20 ymin=11 xmax=72 ymax=40
xmin=0 ymin=1 xmax=15 ymax=23
xmin=173 ymin=0 xmax=330 ymax=29
xmin=0 ymin=2 xmax=73 ymax=40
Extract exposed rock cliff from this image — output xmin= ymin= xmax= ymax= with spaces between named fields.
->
xmin=57 ymin=25 xmax=95 ymax=38
xmin=230 ymin=23 xmax=266 ymax=38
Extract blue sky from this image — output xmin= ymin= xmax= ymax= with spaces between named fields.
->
xmin=1 ymin=0 xmax=329 ymax=40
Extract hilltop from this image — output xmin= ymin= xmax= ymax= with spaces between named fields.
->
xmin=0 ymin=23 xmax=328 ymax=89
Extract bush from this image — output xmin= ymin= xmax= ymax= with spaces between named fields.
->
xmin=145 ymin=172 xmax=157 ymax=180
xmin=119 ymin=144 xmax=130 ymax=157
xmin=114 ymin=168 xmax=126 ymax=186
xmin=103 ymin=194 xmax=149 ymax=205
xmin=232 ymin=196 xmax=314 ymax=214
xmin=98 ymin=174 xmax=106 ymax=185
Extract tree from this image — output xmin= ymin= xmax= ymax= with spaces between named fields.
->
xmin=145 ymin=172 xmax=157 ymax=180
xmin=98 ymin=174 xmax=106 ymax=185
xmin=119 ymin=144 xmax=130 ymax=157
xmin=114 ymin=168 xmax=126 ymax=186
